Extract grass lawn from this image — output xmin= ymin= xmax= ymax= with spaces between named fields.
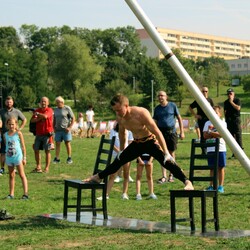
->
xmin=0 ymin=123 xmax=249 ymax=249
xmin=0 ymin=84 xmax=250 ymax=249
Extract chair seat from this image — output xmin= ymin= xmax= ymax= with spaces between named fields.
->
xmin=65 ymin=179 xmax=105 ymax=189
xmin=170 ymin=190 xmax=217 ymax=198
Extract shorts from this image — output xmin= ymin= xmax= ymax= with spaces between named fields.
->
xmin=6 ymin=155 xmax=22 ymax=167
xmin=87 ymin=121 xmax=94 ymax=129
xmin=136 ymin=154 xmax=151 ymax=164
xmin=54 ymin=131 xmax=72 ymax=142
xmin=160 ymin=130 xmax=178 ymax=152
xmin=208 ymin=152 xmax=226 ymax=168
xmin=34 ymin=135 xmax=52 ymax=151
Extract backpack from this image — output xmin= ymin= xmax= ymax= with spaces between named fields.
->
xmin=29 ymin=119 xmax=36 ymax=136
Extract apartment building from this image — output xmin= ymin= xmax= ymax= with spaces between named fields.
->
xmin=137 ymin=28 xmax=250 ymax=61
xmin=226 ymin=58 xmax=250 ymax=76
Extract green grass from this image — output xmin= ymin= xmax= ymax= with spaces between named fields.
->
xmin=0 ymin=125 xmax=249 ymax=249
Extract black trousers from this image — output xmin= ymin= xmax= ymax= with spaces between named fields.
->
xmin=99 ymin=137 xmax=187 ymax=183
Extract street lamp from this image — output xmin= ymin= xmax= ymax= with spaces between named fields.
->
xmin=4 ymin=62 xmax=8 ymax=85
xmin=151 ymin=80 xmax=154 ymax=116
xmin=133 ymin=76 xmax=136 ymax=93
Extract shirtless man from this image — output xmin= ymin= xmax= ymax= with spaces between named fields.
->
xmin=84 ymin=94 xmax=194 ymax=190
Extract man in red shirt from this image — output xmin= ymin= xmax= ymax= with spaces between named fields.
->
xmin=31 ymin=97 xmax=54 ymax=173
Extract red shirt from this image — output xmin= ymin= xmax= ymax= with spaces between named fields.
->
xmin=33 ymin=107 xmax=54 ymax=136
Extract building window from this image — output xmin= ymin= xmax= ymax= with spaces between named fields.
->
xmin=231 ymin=64 xmax=235 ymax=69
xmin=238 ymin=64 xmax=242 ymax=68
xmin=244 ymin=63 xmax=248 ymax=68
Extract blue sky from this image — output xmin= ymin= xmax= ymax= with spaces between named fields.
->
xmin=0 ymin=0 xmax=249 ymax=40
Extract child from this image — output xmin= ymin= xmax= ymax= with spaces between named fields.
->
xmin=4 ymin=117 xmax=28 ymax=199
xmin=203 ymin=106 xmax=227 ymax=193
xmin=136 ymin=153 xmax=157 ymax=200
xmin=77 ymin=112 xmax=84 ymax=138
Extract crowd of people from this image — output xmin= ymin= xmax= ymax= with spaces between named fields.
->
xmin=0 ymin=87 xmax=244 ymax=200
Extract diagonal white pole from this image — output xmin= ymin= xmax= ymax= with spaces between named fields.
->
xmin=124 ymin=0 xmax=250 ymax=175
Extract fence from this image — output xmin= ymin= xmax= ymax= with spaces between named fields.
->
xmin=241 ymin=112 xmax=250 ymax=134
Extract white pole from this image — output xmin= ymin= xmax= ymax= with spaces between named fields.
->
xmin=124 ymin=0 xmax=250 ymax=175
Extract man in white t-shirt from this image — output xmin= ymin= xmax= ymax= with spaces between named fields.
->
xmin=86 ymin=105 xmax=95 ymax=138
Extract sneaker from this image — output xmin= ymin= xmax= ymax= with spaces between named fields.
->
xmin=6 ymin=195 xmax=14 ymax=199
xmin=114 ymin=176 xmax=122 ymax=183
xmin=129 ymin=176 xmax=134 ymax=182
xmin=136 ymin=194 xmax=142 ymax=200
xmin=21 ymin=195 xmax=29 ymax=200
xmin=66 ymin=157 xmax=73 ymax=164
xmin=206 ymin=186 xmax=214 ymax=191
xmin=157 ymin=176 xmax=167 ymax=184
xmin=122 ymin=193 xmax=129 ymax=200
xmin=0 ymin=168 xmax=5 ymax=174
xmin=53 ymin=157 xmax=60 ymax=164
xmin=218 ymin=186 xmax=224 ymax=193
xmin=97 ymin=195 xmax=109 ymax=201
xmin=147 ymin=193 xmax=158 ymax=200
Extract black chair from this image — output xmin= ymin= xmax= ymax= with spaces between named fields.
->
xmin=169 ymin=138 xmax=220 ymax=233
xmin=63 ymin=135 xmax=115 ymax=221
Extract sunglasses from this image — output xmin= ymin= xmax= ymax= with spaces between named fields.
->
xmin=228 ymin=92 xmax=233 ymax=95
xmin=202 ymin=91 xmax=208 ymax=93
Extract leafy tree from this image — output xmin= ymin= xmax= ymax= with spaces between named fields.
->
xmin=15 ymin=85 xmax=36 ymax=107
xmin=50 ymin=35 xmax=103 ymax=107
xmin=242 ymin=74 xmax=250 ymax=92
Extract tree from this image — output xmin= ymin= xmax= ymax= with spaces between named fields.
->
xmin=242 ymin=75 xmax=250 ymax=92
xmin=51 ymin=35 xmax=103 ymax=107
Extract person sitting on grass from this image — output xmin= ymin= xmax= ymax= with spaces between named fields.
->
xmin=83 ymin=94 xmax=194 ymax=191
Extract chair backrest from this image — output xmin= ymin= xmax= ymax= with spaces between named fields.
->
xmin=189 ymin=138 xmax=220 ymax=189
xmin=93 ymin=135 xmax=115 ymax=182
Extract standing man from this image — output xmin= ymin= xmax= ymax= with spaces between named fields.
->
xmin=224 ymin=88 xmax=243 ymax=158
xmin=53 ymin=96 xmax=75 ymax=164
xmin=31 ymin=97 xmax=54 ymax=173
xmin=189 ymin=86 xmax=214 ymax=151
xmin=84 ymin=94 xmax=194 ymax=191
xmin=153 ymin=91 xmax=185 ymax=184
xmin=86 ymin=105 xmax=95 ymax=138
xmin=0 ymin=96 xmax=27 ymax=174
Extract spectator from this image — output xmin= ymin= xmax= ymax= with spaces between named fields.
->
xmin=0 ymin=96 xmax=27 ymax=175
xmin=189 ymin=86 xmax=214 ymax=152
xmin=30 ymin=97 xmax=54 ymax=173
xmin=203 ymin=106 xmax=227 ymax=193
xmin=4 ymin=116 xmax=28 ymax=199
xmin=224 ymin=88 xmax=243 ymax=158
xmin=135 ymin=153 xmax=157 ymax=200
xmin=53 ymin=96 xmax=75 ymax=164
xmin=97 ymin=121 xmax=133 ymax=200
xmin=153 ymin=90 xmax=185 ymax=184
xmin=77 ymin=112 xmax=84 ymax=138
xmin=86 ymin=105 xmax=95 ymax=138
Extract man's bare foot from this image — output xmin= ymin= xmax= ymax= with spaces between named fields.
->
xmin=184 ymin=180 xmax=194 ymax=190
xmin=82 ymin=174 xmax=101 ymax=183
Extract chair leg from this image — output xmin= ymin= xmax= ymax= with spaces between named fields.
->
xmin=189 ymin=197 xmax=195 ymax=232
xmin=102 ymin=190 xmax=108 ymax=220
xmin=63 ymin=183 xmax=69 ymax=218
xmin=213 ymin=195 xmax=220 ymax=231
xmin=91 ymin=189 xmax=97 ymax=217
xmin=76 ymin=187 xmax=82 ymax=222
xmin=170 ymin=194 xmax=176 ymax=232
xmin=201 ymin=195 xmax=207 ymax=233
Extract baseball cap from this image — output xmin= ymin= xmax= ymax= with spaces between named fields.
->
xmin=227 ymin=88 xmax=234 ymax=93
